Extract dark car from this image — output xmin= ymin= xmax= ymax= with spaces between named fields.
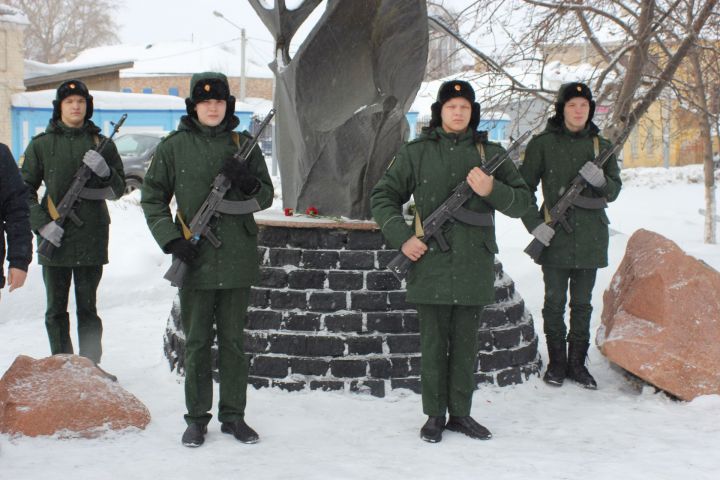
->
xmin=115 ymin=131 xmax=167 ymax=194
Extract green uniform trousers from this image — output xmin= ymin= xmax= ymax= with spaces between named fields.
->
xmin=42 ymin=265 xmax=104 ymax=364
xmin=417 ymin=304 xmax=482 ymax=417
xmin=541 ymin=266 xmax=598 ymax=343
xmin=179 ymin=287 xmax=250 ymax=426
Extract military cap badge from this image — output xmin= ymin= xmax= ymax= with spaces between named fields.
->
xmin=454 ymin=84 xmax=462 ymax=91
xmin=204 ymin=84 xmax=211 ymax=92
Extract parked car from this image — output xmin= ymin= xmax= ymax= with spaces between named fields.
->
xmin=115 ymin=131 xmax=168 ymax=194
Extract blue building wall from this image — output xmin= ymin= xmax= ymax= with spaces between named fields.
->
xmin=11 ymin=107 xmax=254 ymax=159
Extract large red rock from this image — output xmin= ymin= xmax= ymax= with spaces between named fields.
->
xmin=0 ymin=354 xmax=150 ymax=437
xmin=597 ymin=229 xmax=720 ymax=401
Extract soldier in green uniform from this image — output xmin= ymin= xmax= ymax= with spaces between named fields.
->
xmin=371 ymin=80 xmax=530 ymax=443
xmin=141 ymin=72 xmax=273 ymax=448
xmin=21 ymin=80 xmax=125 ymax=366
xmin=520 ymin=82 xmax=621 ymax=390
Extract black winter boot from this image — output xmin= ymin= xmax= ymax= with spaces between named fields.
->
xmin=567 ymin=341 xmax=598 ymax=390
xmin=181 ymin=423 xmax=207 ymax=448
xmin=221 ymin=419 xmax=260 ymax=444
xmin=543 ymin=339 xmax=567 ymax=386
xmin=420 ymin=416 xmax=445 ymax=443
xmin=445 ymin=416 xmax=492 ymax=440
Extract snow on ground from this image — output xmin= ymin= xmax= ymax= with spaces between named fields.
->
xmin=1 ymin=165 xmax=719 ymax=479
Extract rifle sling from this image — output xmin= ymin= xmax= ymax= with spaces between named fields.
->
xmin=571 ymin=196 xmax=607 ymax=209
xmin=79 ymin=186 xmax=117 ymax=201
xmin=215 ymin=198 xmax=261 ymax=215
xmin=452 ymin=206 xmax=494 ymax=226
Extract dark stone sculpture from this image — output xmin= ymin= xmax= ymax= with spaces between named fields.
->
xmin=248 ymin=0 xmax=429 ymax=219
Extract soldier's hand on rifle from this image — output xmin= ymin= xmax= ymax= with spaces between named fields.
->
xmin=401 ymin=236 xmax=428 ymax=262
xmin=531 ymin=223 xmax=555 ymax=247
xmin=578 ymin=162 xmax=606 ymax=188
xmin=467 ymin=167 xmax=494 ymax=197
xmin=38 ymin=221 xmax=64 ymax=247
xmin=220 ymin=158 xmax=261 ymax=195
xmin=83 ymin=150 xmax=111 ymax=179
xmin=166 ymin=238 xmax=200 ymax=264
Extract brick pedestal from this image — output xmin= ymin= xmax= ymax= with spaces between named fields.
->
xmin=164 ymin=219 xmax=541 ymax=397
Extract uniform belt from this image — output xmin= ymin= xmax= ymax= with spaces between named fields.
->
xmin=451 ymin=206 xmax=494 ymax=226
xmin=571 ymin=196 xmax=607 ymax=210
xmin=215 ymin=198 xmax=261 ymax=215
xmin=79 ymin=186 xmax=117 ymax=201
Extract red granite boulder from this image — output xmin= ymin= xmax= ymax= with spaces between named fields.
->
xmin=0 ymin=354 xmax=150 ymax=437
xmin=597 ymin=229 xmax=720 ymax=401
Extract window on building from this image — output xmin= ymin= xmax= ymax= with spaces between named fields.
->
xmin=142 ymin=87 xmax=153 ymax=94
xmin=168 ymin=87 xmax=179 ymax=96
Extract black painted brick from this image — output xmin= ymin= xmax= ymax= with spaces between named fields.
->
xmin=273 ymin=380 xmax=306 ymax=392
xmin=519 ymin=323 xmax=536 ymax=343
xmin=368 ymin=359 xmax=392 ymax=379
xmin=248 ymin=376 xmax=271 ymax=389
xmin=317 ymin=230 xmax=347 ymax=249
xmin=478 ymin=350 xmax=514 ymax=372
xmin=268 ymin=248 xmax=302 ymax=267
xmin=285 ymin=312 xmax=321 ymax=331
xmin=480 ymin=306 xmax=507 ymax=328
xmin=350 ymin=379 xmax=385 ymax=397
xmin=250 ymin=288 xmax=269 ymax=308
xmin=496 ymin=367 xmax=523 ymax=387
xmin=269 ymin=290 xmax=307 ymax=310
xmin=310 ymin=380 xmax=345 ymax=392
xmin=268 ymin=334 xmax=307 ymax=355
xmin=257 ymin=246 xmax=269 ymax=265
xmin=388 ymin=291 xmax=413 ymax=310
xmin=302 ymin=250 xmax=339 ymax=269
xmin=390 ymin=357 xmax=410 ymax=377
xmin=347 ymin=230 xmax=385 ymax=250
xmin=391 ymin=378 xmax=421 ymax=393
xmin=402 ymin=312 xmax=419 ymax=332
xmin=250 ymin=356 xmax=289 ymax=378
xmin=376 ymin=250 xmax=399 ymax=269
xmin=339 ymin=251 xmax=375 ymax=270
xmin=288 ymin=269 xmax=327 ymax=289
xmin=258 ymin=268 xmax=288 ymax=288
xmin=366 ymin=271 xmax=401 ymax=291
xmin=477 ymin=331 xmax=493 ymax=352
xmin=258 ymin=227 xmax=289 ymax=247
xmin=308 ymin=292 xmax=347 ymax=312
xmin=474 ymin=372 xmax=495 ymax=386
xmin=347 ymin=336 xmax=383 ymax=355
xmin=387 ymin=334 xmax=421 ymax=354
xmin=367 ymin=312 xmax=404 ymax=333
xmin=351 ymin=292 xmax=388 ymax=311
xmin=330 ymin=359 xmax=367 ymax=378
xmin=286 ymin=229 xmax=322 ymax=249
xmin=324 ymin=313 xmax=363 ymax=333
xmin=507 ymin=300 xmax=525 ymax=323
xmin=246 ymin=310 xmax=282 ymax=330
xmin=512 ymin=337 xmax=539 ymax=366
xmin=328 ymin=271 xmax=364 ymax=291
xmin=409 ymin=356 xmax=422 ymax=376
xmin=493 ymin=326 xmax=522 ymax=350
xmin=305 ymin=336 xmax=345 ymax=356
xmin=291 ymin=358 xmax=330 ymax=376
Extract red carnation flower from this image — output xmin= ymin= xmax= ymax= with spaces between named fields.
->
xmin=305 ymin=206 xmax=319 ymax=216
xmin=284 ymin=207 xmax=294 ymax=216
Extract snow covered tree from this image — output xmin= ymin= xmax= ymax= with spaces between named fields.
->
xmin=7 ymin=0 xmax=122 ymax=63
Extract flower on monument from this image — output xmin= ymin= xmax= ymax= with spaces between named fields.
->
xmin=284 ymin=208 xmax=294 ymax=216
xmin=305 ymin=206 xmax=319 ymax=216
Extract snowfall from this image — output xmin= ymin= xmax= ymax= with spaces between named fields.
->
xmin=1 ymin=164 xmax=719 ymax=480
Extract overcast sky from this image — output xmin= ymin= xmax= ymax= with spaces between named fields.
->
xmin=116 ymin=0 xmax=479 ymax=63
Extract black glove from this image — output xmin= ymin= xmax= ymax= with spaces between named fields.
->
xmin=166 ymin=238 xmax=199 ymax=264
xmin=220 ymin=158 xmax=261 ymax=195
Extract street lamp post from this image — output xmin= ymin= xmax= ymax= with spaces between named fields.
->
xmin=213 ymin=10 xmax=246 ymax=101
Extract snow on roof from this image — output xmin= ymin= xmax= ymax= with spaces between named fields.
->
xmin=70 ymin=40 xmax=274 ymax=79
xmin=0 ymin=3 xmax=28 ymax=25
xmin=12 ymin=89 xmax=258 ymax=113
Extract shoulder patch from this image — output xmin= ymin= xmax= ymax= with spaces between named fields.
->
xmin=159 ymin=130 xmax=181 ymax=144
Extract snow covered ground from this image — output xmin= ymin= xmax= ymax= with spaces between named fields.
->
xmin=1 ymin=165 xmax=719 ymax=480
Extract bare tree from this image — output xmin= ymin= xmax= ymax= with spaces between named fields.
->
xmin=7 ymin=0 xmax=122 ymax=63
xmin=434 ymin=0 xmax=719 ymax=242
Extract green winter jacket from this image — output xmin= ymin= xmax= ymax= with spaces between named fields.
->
xmin=519 ymin=119 xmax=622 ymax=268
xmin=141 ymin=115 xmax=273 ymax=290
xmin=21 ymin=120 xmax=125 ymax=266
xmin=371 ymin=127 xmax=531 ymax=306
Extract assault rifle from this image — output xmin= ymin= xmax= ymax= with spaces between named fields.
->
xmin=37 ymin=113 xmax=127 ymax=260
xmin=387 ymin=130 xmax=531 ymax=280
xmin=523 ymin=131 xmax=627 ymax=262
xmin=163 ymin=109 xmax=275 ymax=288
